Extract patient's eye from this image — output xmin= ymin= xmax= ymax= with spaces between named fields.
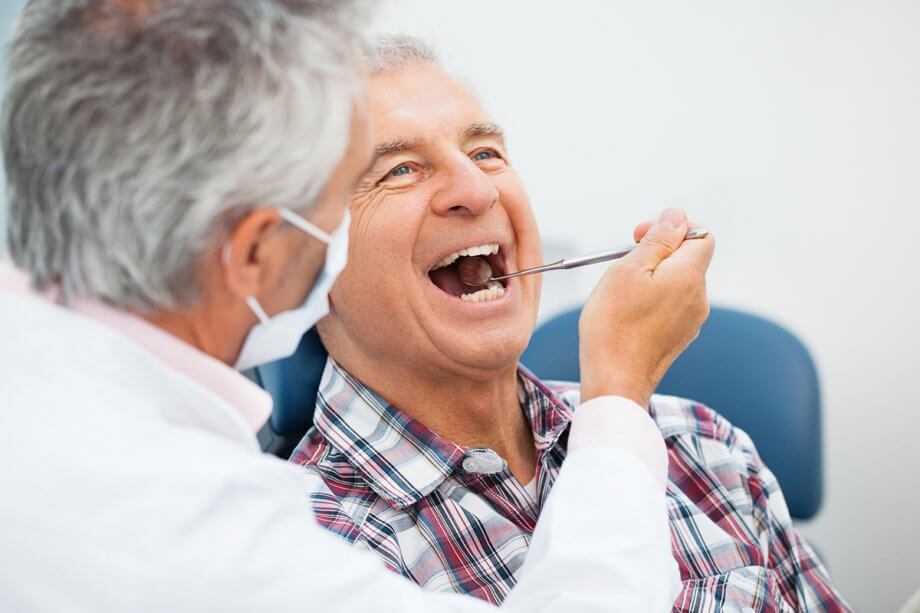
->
xmin=387 ymin=164 xmax=412 ymax=178
xmin=377 ymin=160 xmax=426 ymax=187
xmin=471 ymin=148 xmax=507 ymax=170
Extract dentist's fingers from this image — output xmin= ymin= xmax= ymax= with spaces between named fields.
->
xmin=633 ymin=217 xmax=706 ymax=244
xmin=631 ymin=213 xmax=714 ymax=273
xmin=578 ymin=208 xmax=715 ymax=406
xmin=626 ymin=208 xmax=688 ymax=272
xmin=633 ymin=220 xmax=653 ymax=244
xmin=659 ymin=227 xmax=716 ymax=275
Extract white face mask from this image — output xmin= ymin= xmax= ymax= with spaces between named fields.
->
xmin=233 ymin=208 xmax=350 ymax=372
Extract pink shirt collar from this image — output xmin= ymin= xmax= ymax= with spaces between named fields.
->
xmin=0 ymin=262 xmax=272 ymax=431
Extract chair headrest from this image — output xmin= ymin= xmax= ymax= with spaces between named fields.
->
xmin=255 ymin=327 xmax=328 ymax=438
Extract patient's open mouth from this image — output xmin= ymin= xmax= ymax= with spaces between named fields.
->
xmin=427 ymin=243 xmax=508 ymax=303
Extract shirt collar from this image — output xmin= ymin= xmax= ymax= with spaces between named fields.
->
xmin=0 ymin=262 xmax=272 ymax=432
xmin=312 ymin=358 xmax=573 ymax=509
xmin=516 ymin=366 xmax=576 ymax=453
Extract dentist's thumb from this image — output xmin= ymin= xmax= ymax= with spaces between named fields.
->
xmin=627 ymin=208 xmax=689 ymax=271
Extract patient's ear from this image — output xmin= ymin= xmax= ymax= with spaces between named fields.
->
xmin=222 ymin=208 xmax=287 ymax=300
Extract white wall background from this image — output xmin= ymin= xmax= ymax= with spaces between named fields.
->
xmin=374 ymin=1 xmax=920 ymax=611
xmin=0 ymin=0 xmax=916 ymax=610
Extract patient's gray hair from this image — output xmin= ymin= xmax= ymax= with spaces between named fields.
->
xmin=368 ymin=34 xmax=439 ymax=74
xmin=3 ymin=0 xmax=371 ymax=312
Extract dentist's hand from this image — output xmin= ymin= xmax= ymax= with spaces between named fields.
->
xmin=578 ymin=208 xmax=715 ymax=407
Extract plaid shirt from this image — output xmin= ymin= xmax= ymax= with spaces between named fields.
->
xmin=291 ymin=359 xmax=851 ymax=611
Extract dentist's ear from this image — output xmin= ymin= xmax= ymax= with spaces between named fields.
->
xmin=221 ymin=208 xmax=288 ymax=301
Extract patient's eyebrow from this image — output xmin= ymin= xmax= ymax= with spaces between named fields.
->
xmin=462 ymin=122 xmax=506 ymax=143
xmin=374 ymin=137 xmax=424 ymax=158
xmin=371 ymin=123 xmax=506 ymax=163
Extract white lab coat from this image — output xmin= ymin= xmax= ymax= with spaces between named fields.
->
xmin=0 ymin=287 xmax=680 ymax=612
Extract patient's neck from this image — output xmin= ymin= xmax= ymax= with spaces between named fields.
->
xmin=331 ymin=350 xmax=537 ymax=485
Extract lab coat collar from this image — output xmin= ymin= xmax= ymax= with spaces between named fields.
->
xmin=0 ymin=262 xmax=272 ymax=432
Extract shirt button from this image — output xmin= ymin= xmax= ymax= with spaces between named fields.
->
xmin=462 ymin=449 xmax=505 ymax=474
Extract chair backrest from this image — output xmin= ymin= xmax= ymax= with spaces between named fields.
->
xmin=520 ymin=305 xmax=824 ymax=520
xmin=251 ymin=306 xmax=824 ymax=520
xmin=250 ymin=327 xmax=328 ymax=459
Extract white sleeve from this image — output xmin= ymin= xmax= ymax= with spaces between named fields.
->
xmin=501 ymin=396 xmax=681 ymax=612
xmin=568 ymin=395 xmax=672 ymax=489
xmin=141 ymin=403 xmax=679 ymax=613
xmin=283 ymin=396 xmax=678 ymax=612
xmin=294 ymin=447 xmax=679 ymax=613
xmin=502 ymin=446 xmax=680 ymax=612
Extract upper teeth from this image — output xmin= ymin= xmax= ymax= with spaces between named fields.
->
xmin=431 ymin=243 xmax=499 ymax=271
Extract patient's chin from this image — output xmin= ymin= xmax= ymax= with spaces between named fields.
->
xmin=436 ymin=326 xmax=532 ymax=375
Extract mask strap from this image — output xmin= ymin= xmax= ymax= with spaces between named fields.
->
xmin=222 ymin=209 xmax=330 ymax=263
xmin=246 ymin=296 xmax=271 ymax=324
xmin=279 ymin=208 xmax=332 ymax=244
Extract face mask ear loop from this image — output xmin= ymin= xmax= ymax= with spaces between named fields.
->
xmin=245 ymin=296 xmax=272 ymax=325
xmin=279 ymin=208 xmax=332 ymax=244
xmin=230 ymin=210 xmax=325 ymax=328
xmin=225 ymin=244 xmax=270 ymax=325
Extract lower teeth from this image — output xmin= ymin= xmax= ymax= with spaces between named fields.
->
xmin=460 ymin=281 xmax=505 ymax=303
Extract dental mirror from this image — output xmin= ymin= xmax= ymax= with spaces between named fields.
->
xmin=459 ymin=228 xmax=710 ymax=287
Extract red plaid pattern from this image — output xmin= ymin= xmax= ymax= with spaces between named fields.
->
xmin=291 ymin=359 xmax=851 ymax=611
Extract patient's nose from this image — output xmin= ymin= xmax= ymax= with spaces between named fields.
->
xmin=428 ymin=157 xmax=498 ymax=217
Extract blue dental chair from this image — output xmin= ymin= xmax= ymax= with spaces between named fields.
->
xmin=253 ymin=305 xmax=824 ymax=520
xmin=251 ymin=327 xmax=329 ymax=459
xmin=520 ymin=305 xmax=824 ymax=520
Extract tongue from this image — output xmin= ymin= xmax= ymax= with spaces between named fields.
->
xmin=429 ymin=266 xmax=468 ymax=297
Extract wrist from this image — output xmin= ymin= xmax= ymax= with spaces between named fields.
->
xmin=577 ymin=325 xmax=661 ymax=408
xmin=579 ymin=365 xmax=654 ymax=408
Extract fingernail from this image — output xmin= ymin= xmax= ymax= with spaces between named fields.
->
xmin=659 ymin=208 xmax=685 ymax=229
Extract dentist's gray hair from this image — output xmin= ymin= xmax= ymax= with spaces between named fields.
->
xmin=3 ymin=0 xmax=371 ymax=313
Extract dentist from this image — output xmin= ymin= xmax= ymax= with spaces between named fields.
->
xmin=0 ymin=1 xmax=712 ymax=611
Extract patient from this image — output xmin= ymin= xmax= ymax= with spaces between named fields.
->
xmin=291 ymin=36 xmax=851 ymax=611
